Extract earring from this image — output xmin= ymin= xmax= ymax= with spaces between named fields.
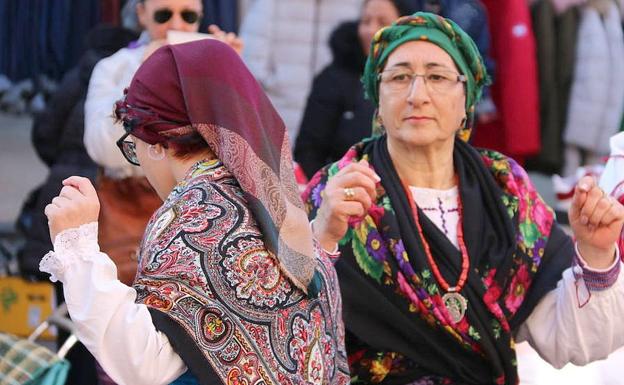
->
xmin=373 ymin=112 xmax=386 ymax=136
xmin=148 ymin=144 xmax=165 ymax=161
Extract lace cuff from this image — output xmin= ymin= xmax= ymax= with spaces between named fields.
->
xmin=39 ymin=222 xmax=100 ymax=282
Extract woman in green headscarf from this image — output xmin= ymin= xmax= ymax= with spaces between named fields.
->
xmin=304 ymin=12 xmax=624 ymax=385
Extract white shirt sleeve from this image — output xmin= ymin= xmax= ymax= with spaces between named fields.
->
xmin=40 ymin=222 xmax=187 ymax=385
xmin=516 ymin=259 xmax=624 ymax=369
xmin=84 ymin=47 xmax=145 ymax=179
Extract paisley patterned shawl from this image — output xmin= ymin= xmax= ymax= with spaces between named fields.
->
xmin=303 ymin=136 xmax=574 ymax=385
xmin=134 ymin=160 xmax=350 ymax=385
xmin=115 ymin=39 xmax=319 ymax=295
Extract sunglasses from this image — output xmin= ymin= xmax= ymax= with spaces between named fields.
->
xmin=116 ymin=132 xmax=140 ymax=166
xmin=153 ymin=8 xmax=201 ymax=24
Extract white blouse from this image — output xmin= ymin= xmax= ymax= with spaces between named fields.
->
xmin=84 ymin=41 xmax=146 ymax=179
xmin=41 ymin=217 xmax=624 ymax=385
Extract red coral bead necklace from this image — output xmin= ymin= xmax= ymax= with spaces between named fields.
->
xmin=401 ymin=178 xmax=469 ymax=324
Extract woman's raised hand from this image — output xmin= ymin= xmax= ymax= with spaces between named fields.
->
xmin=569 ymin=175 xmax=624 ymax=268
xmin=208 ymin=25 xmax=244 ymax=55
xmin=45 ymin=176 xmax=100 ymax=243
xmin=312 ymin=160 xmax=380 ymax=251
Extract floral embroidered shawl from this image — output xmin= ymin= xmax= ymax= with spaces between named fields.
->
xmin=303 ymin=136 xmax=574 ymax=385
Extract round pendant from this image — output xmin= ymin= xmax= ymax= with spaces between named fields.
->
xmin=442 ymin=292 xmax=467 ymax=324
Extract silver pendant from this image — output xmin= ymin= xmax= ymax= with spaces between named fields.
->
xmin=442 ymin=292 xmax=467 ymax=324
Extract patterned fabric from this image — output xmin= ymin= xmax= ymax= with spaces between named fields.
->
xmin=134 ymin=159 xmax=350 ymax=385
xmin=114 ymin=39 xmax=319 ymax=295
xmin=303 ymin=136 xmax=573 ymax=385
xmin=0 ymin=333 xmax=69 ymax=385
xmin=361 ymin=12 xmax=490 ymax=141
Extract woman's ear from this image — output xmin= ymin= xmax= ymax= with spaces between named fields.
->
xmin=148 ymin=143 xmax=166 ymax=161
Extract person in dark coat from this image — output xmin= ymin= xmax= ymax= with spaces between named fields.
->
xmin=294 ymin=0 xmax=416 ymax=179
xmin=17 ymin=24 xmax=138 ymax=385
xmin=19 ymin=25 xmax=138 ymax=278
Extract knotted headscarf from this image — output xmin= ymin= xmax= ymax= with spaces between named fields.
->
xmin=362 ymin=12 xmax=490 ymax=141
xmin=114 ymin=39 xmax=320 ymax=295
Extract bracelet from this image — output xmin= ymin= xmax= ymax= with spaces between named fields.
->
xmin=573 ymin=242 xmax=621 ymax=292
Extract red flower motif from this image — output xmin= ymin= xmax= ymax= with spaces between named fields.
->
xmin=368 ymin=204 xmax=385 ymax=225
xmin=455 ymin=315 xmax=470 ymax=334
xmin=482 ymin=268 xmax=509 ymax=331
xmin=338 ymin=148 xmax=358 ymax=169
xmin=505 ymin=265 xmax=531 ymax=314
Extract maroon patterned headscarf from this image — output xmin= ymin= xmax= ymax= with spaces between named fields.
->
xmin=114 ymin=40 xmax=318 ymax=294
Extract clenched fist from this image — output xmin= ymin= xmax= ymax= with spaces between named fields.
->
xmin=569 ymin=176 xmax=624 ymax=268
xmin=45 ymin=176 xmax=100 ymax=242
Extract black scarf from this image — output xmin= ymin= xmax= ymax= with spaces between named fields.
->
xmin=331 ymin=136 xmax=573 ymax=384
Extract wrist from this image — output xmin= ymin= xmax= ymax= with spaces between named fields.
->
xmin=310 ymin=219 xmax=339 ymax=253
xmin=576 ymin=241 xmax=617 ymax=270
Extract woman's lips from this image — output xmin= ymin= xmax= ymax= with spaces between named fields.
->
xmin=404 ymin=116 xmax=433 ymax=122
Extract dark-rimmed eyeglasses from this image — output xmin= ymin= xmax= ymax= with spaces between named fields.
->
xmin=116 ymin=132 xmax=140 ymax=166
xmin=153 ymin=8 xmax=201 ymax=24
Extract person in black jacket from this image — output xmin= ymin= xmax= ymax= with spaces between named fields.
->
xmin=294 ymin=0 xmax=416 ymax=179
xmin=19 ymin=25 xmax=138 ymax=278
xmin=17 ymin=24 xmax=138 ymax=385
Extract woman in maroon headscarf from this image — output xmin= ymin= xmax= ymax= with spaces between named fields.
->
xmin=39 ymin=39 xmax=350 ymax=385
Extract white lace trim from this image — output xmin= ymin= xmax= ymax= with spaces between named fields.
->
xmin=39 ymin=222 xmax=100 ymax=282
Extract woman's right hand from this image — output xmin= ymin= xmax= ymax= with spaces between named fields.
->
xmin=312 ymin=160 xmax=380 ymax=251
xmin=207 ymin=25 xmax=244 ymax=55
xmin=45 ymin=176 xmax=100 ymax=243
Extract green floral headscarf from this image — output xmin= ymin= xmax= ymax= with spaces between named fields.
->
xmin=362 ymin=12 xmax=490 ymax=141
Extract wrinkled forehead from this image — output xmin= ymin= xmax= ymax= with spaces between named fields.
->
xmin=384 ymin=40 xmax=459 ymax=73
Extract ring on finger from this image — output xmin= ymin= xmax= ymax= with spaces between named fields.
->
xmin=343 ymin=187 xmax=356 ymax=201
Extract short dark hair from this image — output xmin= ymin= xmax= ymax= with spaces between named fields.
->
xmin=166 ymin=131 xmax=211 ymax=159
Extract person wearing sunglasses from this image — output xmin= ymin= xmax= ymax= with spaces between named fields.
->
xmin=42 ymin=39 xmax=349 ymax=385
xmin=83 ymin=0 xmax=243 ymax=289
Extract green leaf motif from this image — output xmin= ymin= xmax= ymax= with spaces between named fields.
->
xmin=381 ymin=196 xmax=393 ymax=211
xmin=352 ymin=239 xmax=383 ymax=282
xmin=501 ymin=195 xmax=518 ymax=219
xmin=327 ymin=162 xmax=340 ymax=177
xmin=492 ymin=320 xmax=501 ymax=339
xmin=468 ymin=326 xmax=481 ymax=340
xmin=339 ymin=228 xmax=353 ymax=246
xmin=519 ymin=221 xmax=539 ymax=248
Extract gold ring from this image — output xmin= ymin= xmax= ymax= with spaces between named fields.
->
xmin=343 ymin=187 xmax=356 ymax=201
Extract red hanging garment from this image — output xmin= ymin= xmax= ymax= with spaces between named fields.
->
xmin=473 ymin=0 xmax=541 ymax=163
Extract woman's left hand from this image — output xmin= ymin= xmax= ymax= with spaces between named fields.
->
xmin=208 ymin=25 xmax=244 ymax=55
xmin=569 ymin=175 xmax=624 ymax=268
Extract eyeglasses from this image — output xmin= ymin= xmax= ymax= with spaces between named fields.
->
xmin=116 ymin=132 xmax=140 ymax=166
xmin=378 ymin=69 xmax=466 ymax=94
xmin=153 ymin=8 xmax=201 ymax=24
